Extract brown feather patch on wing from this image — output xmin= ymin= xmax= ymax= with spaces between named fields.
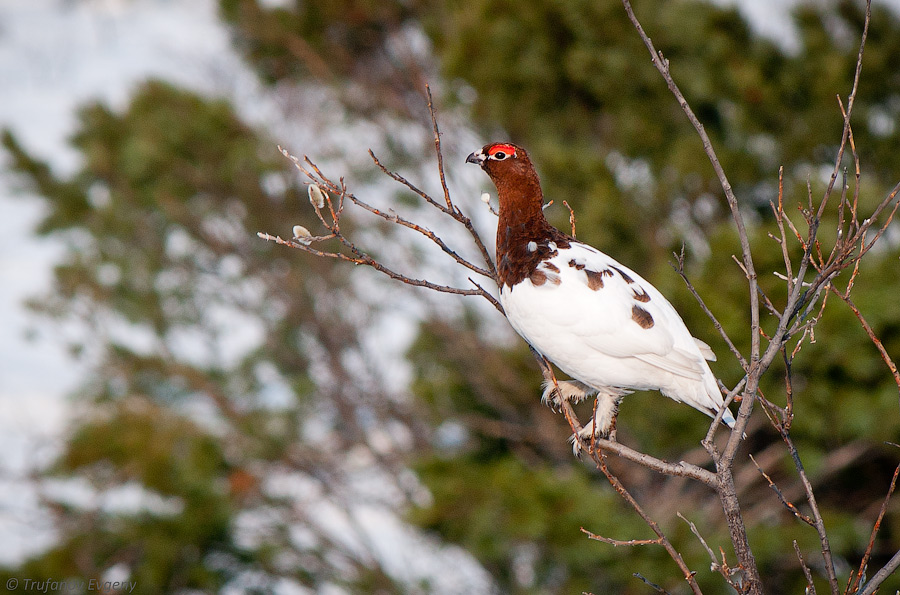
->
xmin=585 ymin=269 xmax=606 ymax=290
xmin=530 ymin=269 xmax=561 ymax=286
xmin=583 ymin=268 xmax=614 ymax=291
xmin=530 ymin=269 xmax=547 ymax=286
xmin=632 ymin=305 xmax=655 ymax=329
xmin=633 ymin=288 xmax=651 ymax=302
xmin=611 ymin=266 xmax=634 ymax=284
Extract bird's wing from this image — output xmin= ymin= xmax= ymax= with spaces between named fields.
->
xmin=510 ymin=242 xmax=709 ymax=381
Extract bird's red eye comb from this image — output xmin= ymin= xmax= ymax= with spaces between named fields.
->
xmin=488 ymin=144 xmax=517 ymax=157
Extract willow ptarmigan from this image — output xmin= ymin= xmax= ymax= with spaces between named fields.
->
xmin=467 ymin=142 xmax=736 ymax=444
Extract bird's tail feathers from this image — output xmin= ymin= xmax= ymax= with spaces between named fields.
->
xmin=664 ymin=370 xmax=736 ymax=429
xmin=719 ymin=406 xmax=737 ymax=428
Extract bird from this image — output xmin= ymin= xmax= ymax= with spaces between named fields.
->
xmin=466 ymin=142 xmax=736 ymax=447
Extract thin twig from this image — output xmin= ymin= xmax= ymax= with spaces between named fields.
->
xmin=779 ymin=427 xmax=840 ymax=594
xmin=859 ymin=548 xmax=900 ymax=595
xmin=563 ymin=200 xmax=577 ymax=237
xmin=633 ymin=573 xmax=673 ymax=594
xmin=257 ymin=232 xmax=489 ymax=299
xmin=425 ymin=84 xmax=454 ymax=210
xmin=830 ymin=289 xmax=900 ymax=398
xmin=581 ymin=527 xmax=661 ymax=547
xmin=677 ymin=512 xmax=718 ymax=570
xmin=794 ymin=541 xmax=817 ymax=595
xmin=749 ymin=454 xmax=814 ymax=526
xmin=773 ymin=167 xmax=795 ymax=294
xmin=820 ymin=0 xmax=871 ymax=217
xmin=673 ymin=246 xmax=748 ymax=371
xmin=369 ymin=149 xmax=500 ymax=280
xmin=341 ymin=183 xmax=493 ymax=278
xmin=847 ymin=463 xmax=900 ymax=594
xmin=595 ymin=455 xmax=704 ymax=594
xmin=369 ymin=150 xmax=448 ymax=212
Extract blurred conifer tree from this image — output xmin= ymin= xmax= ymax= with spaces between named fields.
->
xmin=1 ymin=81 xmax=417 ymax=592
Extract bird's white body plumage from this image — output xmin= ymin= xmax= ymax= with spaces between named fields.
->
xmin=500 ymin=241 xmax=735 ymax=432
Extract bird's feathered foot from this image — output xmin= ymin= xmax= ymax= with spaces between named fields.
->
xmin=539 ymin=380 xmax=629 ymax=456
xmin=569 ymin=392 xmax=624 ymax=457
xmin=541 ymin=379 xmax=596 ymax=411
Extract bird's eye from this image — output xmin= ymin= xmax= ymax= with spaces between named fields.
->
xmin=487 ymin=144 xmax=517 ymax=160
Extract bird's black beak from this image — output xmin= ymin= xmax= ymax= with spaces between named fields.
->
xmin=466 ymin=150 xmax=485 ymax=166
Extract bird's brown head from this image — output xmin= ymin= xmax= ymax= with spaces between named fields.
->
xmin=466 ymin=142 xmax=533 ymax=184
xmin=466 ymin=142 xmax=544 ymax=214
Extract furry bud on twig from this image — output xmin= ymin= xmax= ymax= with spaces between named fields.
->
xmin=308 ymin=185 xmax=326 ymax=209
xmin=292 ymin=225 xmax=313 ymax=245
xmin=480 ymin=192 xmax=498 ymax=216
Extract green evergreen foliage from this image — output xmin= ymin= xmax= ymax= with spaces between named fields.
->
xmin=218 ymin=0 xmax=414 ymax=81
xmin=0 ymin=400 xmax=235 ymax=594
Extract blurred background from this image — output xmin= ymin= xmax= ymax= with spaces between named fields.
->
xmin=2 ymin=0 xmax=900 ymax=593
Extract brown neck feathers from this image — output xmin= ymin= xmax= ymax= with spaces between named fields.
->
xmin=485 ymin=151 xmax=570 ymax=288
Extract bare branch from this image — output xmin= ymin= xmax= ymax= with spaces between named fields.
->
xmin=820 ymin=1 xmax=871 ymax=216
xmin=468 ymin=277 xmax=504 ymax=314
xmin=257 ymin=232 xmax=489 ymax=299
xmin=704 ymin=378 xmax=747 ymax=454
xmin=859 ymin=548 xmax=900 ymax=595
xmin=425 ymin=84 xmax=454 ymax=210
xmin=778 ymin=426 xmax=840 ymax=593
xmin=794 ymin=541 xmax=818 ymax=595
xmin=580 ymin=527 xmax=661 ymax=547
xmin=340 ymin=182 xmax=493 ymax=279
xmin=369 ymin=150 xmax=450 ymax=213
xmin=594 ymin=454 xmax=704 ymax=595
xmin=563 ymin=200 xmax=577 ymax=237
xmin=749 ymin=454 xmax=814 ymax=526
xmin=633 ymin=573 xmax=674 ymax=594
xmin=368 ymin=148 xmax=500 ymax=281
xmin=592 ymin=436 xmax=718 ymax=487
xmin=772 ymin=167 xmax=795 ymax=295
xmin=847 ymin=463 xmax=900 ymax=594
xmin=672 ymin=246 xmax=748 ymax=371
xmin=677 ymin=512 xmax=718 ymax=571
xmin=831 ymin=289 xmax=900 ymax=397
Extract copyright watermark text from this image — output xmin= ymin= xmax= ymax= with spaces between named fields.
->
xmin=5 ymin=578 xmax=137 ymax=593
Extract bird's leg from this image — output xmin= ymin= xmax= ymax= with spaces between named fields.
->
xmin=571 ymin=393 xmax=624 ymax=456
xmin=529 ymin=348 xmax=627 ymax=455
